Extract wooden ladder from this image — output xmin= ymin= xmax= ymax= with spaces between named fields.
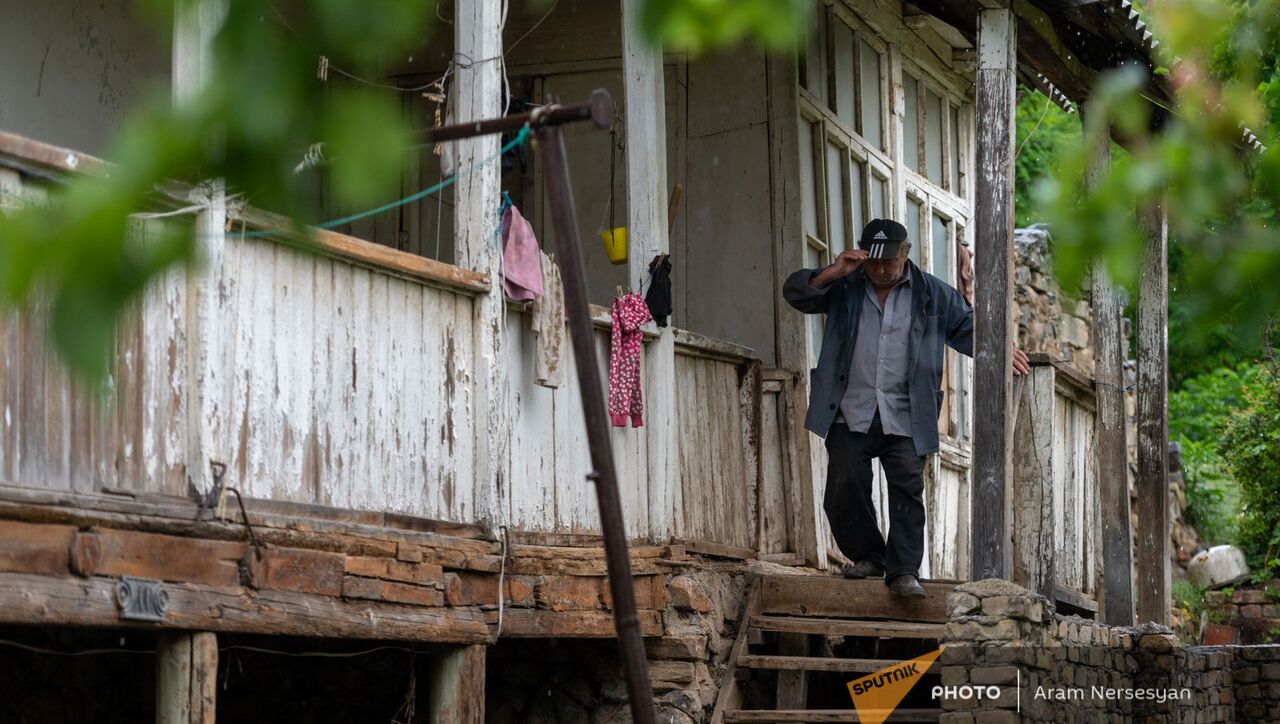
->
xmin=711 ymin=574 xmax=955 ymax=723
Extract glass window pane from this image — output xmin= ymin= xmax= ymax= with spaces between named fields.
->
xmin=925 ymin=89 xmax=944 ymax=185
xmin=799 ymin=121 xmax=819 ymax=238
xmin=826 ymin=142 xmax=848 ymax=252
xmin=849 ymin=158 xmax=866 ymax=240
xmin=905 ymin=198 xmax=922 ymax=266
xmin=858 ymin=41 xmax=883 ymax=149
xmin=903 ymin=75 xmax=919 ymax=172
xmin=949 ymin=104 xmax=962 ymax=193
xmin=932 ymin=213 xmax=950 ymax=283
xmin=802 ymin=10 xmax=828 ymax=103
xmin=833 ymin=21 xmax=856 ymax=128
xmin=871 ymin=174 xmax=887 ymax=218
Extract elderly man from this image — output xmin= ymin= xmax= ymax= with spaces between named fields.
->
xmin=784 ymin=219 xmax=1029 ymax=598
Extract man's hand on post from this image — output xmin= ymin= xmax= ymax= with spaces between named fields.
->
xmin=1012 ymin=348 xmax=1030 ymax=376
xmin=811 ymin=249 xmax=869 ymax=289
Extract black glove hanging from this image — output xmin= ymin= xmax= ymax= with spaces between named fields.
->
xmin=644 ymin=254 xmax=673 ymax=327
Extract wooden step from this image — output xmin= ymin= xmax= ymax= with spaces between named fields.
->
xmin=724 ymin=709 xmax=940 ymax=722
xmin=757 ymin=575 xmax=953 ymax=622
xmin=737 ymin=654 xmax=941 ymax=674
xmin=750 ymin=615 xmax=944 ymax=639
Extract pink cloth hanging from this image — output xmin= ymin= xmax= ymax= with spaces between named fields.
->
xmin=501 ymin=204 xmax=543 ymax=301
xmin=608 ymin=293 xmax=652 ymax=427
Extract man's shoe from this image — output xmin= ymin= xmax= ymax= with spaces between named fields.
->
xmin=840 ymin=560 xmax=885 ymax=579
xmin=887 ymin=575 xmax=927 ymax=598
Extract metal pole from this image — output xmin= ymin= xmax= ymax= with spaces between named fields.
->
xmin=535 ymin=120 xmax=657 ymax=724
xmin=422 ymin=89 xmax=612 ymax=143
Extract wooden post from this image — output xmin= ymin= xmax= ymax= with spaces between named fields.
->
xmin=428 ymin=645 xmax=485 ymax=724
xmin=156 ymin=632 xmax=217 ymax=724
xmin=1135 ymin=199 xmax=1170 ymax=625
xmin=622 ymin=0 xmax=678 ymax=542
xmin=455 ymin=0 xmax=507 ymax=531
xmin=765 ymin=49 xmax=820 ymax=566
xmin=1011 ymin=364 xmax=1055 ymax=601
xmin=969 ymin=4 xmax=1017 ymax=581
xmin=775 ymin=633 xmax=810 ymax=710
xmin=173 ymin=0 xmax=228 ymax=498
xmin=1087 ymin=127 xmax=1135 ymax=626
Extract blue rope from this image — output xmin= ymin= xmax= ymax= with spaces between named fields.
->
xmin=244 ymin=126 xmax=530 ymax=239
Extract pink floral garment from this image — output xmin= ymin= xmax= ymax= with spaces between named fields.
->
xmin=608 ymin=293 xmax=653 ymax=427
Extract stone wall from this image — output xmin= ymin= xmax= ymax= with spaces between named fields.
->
xmin=1203 ymin=585 xmax=1280 ymax=646
xmin=1013 ymin=226 xmax=1096 ymax=378
xmin=939 ymin=579 xmax=1278 ymax=723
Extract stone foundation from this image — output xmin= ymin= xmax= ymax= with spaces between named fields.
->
xmin=939 ymin=579 xmax=1280 ymax=723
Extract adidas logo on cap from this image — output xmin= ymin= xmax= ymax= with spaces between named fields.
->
xmin=873 ymin=230 xmax=888 ymax=240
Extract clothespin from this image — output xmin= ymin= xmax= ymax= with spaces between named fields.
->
xmin=317 ymin=55 xmax=330 ymax=82
xmin=616 ymin=285 xmax=625 ymax=298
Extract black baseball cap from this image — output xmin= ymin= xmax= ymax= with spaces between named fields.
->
xmin=858 ymin=219 xmax=908 ymax=259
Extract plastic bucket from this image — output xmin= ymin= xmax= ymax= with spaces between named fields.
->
xmin=600 ymin=227 xmax=628 ymax=265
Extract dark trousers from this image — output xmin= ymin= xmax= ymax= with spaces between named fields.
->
xmin=823 ymin=413 xmax=927 ymax=580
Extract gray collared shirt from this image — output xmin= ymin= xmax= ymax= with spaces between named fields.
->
xmin=840 ymin=271 xmax=914 ymax=437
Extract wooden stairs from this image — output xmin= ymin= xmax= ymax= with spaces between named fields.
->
xmin=711 ymin=573 xmax=955 ymax=723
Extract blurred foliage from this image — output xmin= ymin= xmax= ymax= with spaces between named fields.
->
xmin=639 ymin=0 xmax=808 ymax=54
xmin=1035 ymin=0 xmax=1280 ymax=349
xmin=0 ymin=0 xmax=806 ymax=379
xmin=1168 ymin=363 xmax=1268 ymax=543
xmin=0 ymin=0 xmax=427 ymax=378
xmin=1014 ymin=91 xmax=1081 ymax=227
xmin=1218 ymin=347 xmax=1280 ymax=577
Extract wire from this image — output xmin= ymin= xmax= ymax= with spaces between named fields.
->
xmin=0 ymin=639 xmax=153 ymax=657
xmin=505 ymin=0 xmax=560 ymax=56
xmin=0 ymin=638 xmax=436 ymax=659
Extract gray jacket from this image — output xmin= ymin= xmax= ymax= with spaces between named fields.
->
xmin=782 ymin=261 xmax=973 ymax=455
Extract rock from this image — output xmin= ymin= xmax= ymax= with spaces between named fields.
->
xmin=954 ymin=578 xmax=1033 ymax=599
xmin=1187 ymin=545 xmax=1248 ymax=587
xmin=948 ymin=592 xmax=982 ymax=617
xmin=668 ymin=576 xmax=715 ymax=613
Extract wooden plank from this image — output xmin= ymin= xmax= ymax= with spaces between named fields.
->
xmin=775 ymin=634 xmax=811 ymax=709
xmin=1054 ymin=584 xmax=1099 ymax=615
xmin=428 ymin=645 xmax=485 ymax=724
xmin=490 ymin=608 xmax=663 ymax=638
xmin=749 ymin=615 xmax=943 ymax=639
xmin=156 ymin=631 xmax=217 ymax=724
xmin=969 ymin=5 xmax=1017 ymax=582
xmin=0 ymin=130 xmax=109 ymax=176
xmin=0 ymin=520 xmax=75 ymax=574
xmin=86 ymin=528 xmax=246 ymax=586
xmin=677 ymin=538 xmax=757 ymax=561
xmin=741 ymin=655 xmax=941 ymax=674
xmin=1135 ymin=198 xmax=1169 ymax=626
xmin=724 ymin=710 xmax=939 ymax=723
xmin=1011 ymin=365 xmax=1056 ymax=600
xmin=757 ymin=575 xmax=951 ymax=623
xmin=673 ymin=329 xmax=759 ymax=364
xmin=234 ymin=205 xmax=489 ymax=294
xmin=0 ymin=572 xmax=489 ymax=643
xmin=1085 ymin=131 xmax=1136 ymax=629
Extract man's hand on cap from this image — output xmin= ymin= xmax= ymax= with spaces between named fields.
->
xmin=812 ymin=249 xmax=868 ymax=288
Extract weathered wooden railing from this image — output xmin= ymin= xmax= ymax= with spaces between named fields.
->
xmin=1012 ymin=353 xmax=1102 ymax=614
xmin=0 ymin=134 xmax=788 ymax=555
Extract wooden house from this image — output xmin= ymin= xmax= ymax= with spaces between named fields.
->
xmin=0 ymin=0 xmax=1170 ymax=720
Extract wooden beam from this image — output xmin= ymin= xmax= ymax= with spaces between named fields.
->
xmin=1087 ymin=125 xmax=1134 ymax=627
xmin=622 ymin=0 xmax=679 ymax=543
xmin=455 ymin=0 xmax=507 ymax=534
xmin=1135 ymin=198 xmax=1170 ymax=625
xmin=1011 ymin=365 xmax=1056 ymax=601
xmin=757 ymin=575 xmax=951 ymax=623
xmin=172 ymin=0 xmax=228 ymax=501
xmin=0 ymin=572 xmax=490 ymax=643
xmin=775 ymin=633 xmax=810 ymax=710
xmin=970 ymin=5 xmax=1018 ymax=582
xmin=156 ymin=632 xmax=217 ymax=724
xmin=428 ymin=645 xmax=485 ymax=724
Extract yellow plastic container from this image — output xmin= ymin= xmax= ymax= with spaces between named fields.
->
xmin=600 ymin=227 xmax=628 ymax=265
